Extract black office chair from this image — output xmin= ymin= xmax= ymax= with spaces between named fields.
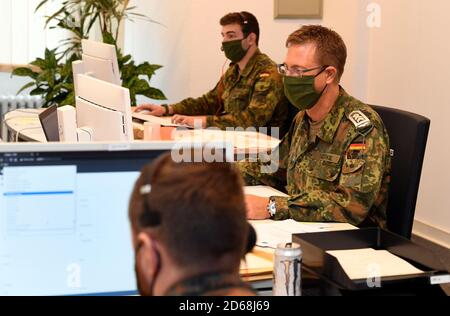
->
xmin=370 ymin=105 xmax=430 ymax=239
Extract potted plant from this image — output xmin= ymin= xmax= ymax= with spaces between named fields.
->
xmin=12 ymin=0 xmax=166 ymax=107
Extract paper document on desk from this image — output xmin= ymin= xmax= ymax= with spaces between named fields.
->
xmin=246 ymin=186 xmax=356 ymax=248
xmin=172 ymin=131 xmax=280 ymax=151
xmin=250 ymin=220 xmax=335 ymax=248
xmin=326 ymin=248 xmax=424 ymax=280
xmin=132 ymin=112 xmax=189 ymax=128
xmin=244 ymin=185 xmax=288 ymax=198
xmin=232 ymin=132 xmax=280 ymax=150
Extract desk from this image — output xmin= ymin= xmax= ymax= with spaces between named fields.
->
xmin=3 ymin=109 xmax=280 ymax=155
xmin=3 ymin=109 xmax=46 ymax=142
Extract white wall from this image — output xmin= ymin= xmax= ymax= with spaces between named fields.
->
xmin=0 ymin=0 xmax=70 ymax=65
xmin=365 ymin=0 xmax=450 ymax=247
xmin=0 ymin=0 xmax=74 ymax=96
xmin=125 ymin=0 xmax=372 ymax=103
xmin=123 ymin=0 xmax=193 ymax=104
xmin=110 ymin=0 xmax=450 ymax=247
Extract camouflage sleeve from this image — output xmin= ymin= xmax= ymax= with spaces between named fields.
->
xmin=171 ymin=81 xmax=221 ymax=116
xmin=238 ymin=131 xmax=291 ymax=192
xmin=271 ymin=125 xmax=389 ymax=226
xmin=206 ymin=71 xmax=284 ymax=128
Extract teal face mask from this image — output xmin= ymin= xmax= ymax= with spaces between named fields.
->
xmin=222 ymin=39 xmax=248 ymax=63
xmin=283 ymin=68 xmax=327 ymax=111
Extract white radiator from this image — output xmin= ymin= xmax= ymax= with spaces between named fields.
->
xmin=0 ymin=95 xmax=43 ymax=141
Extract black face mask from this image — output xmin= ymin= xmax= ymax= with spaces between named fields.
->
xmin=221 ymin=38 xmax=249 ymax=63
xmin=283 ymin=66 xmax=328 ymax=111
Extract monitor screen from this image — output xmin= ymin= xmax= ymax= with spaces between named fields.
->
xmin=0 ymin=146 xmax=169 ymax=296
xmin=39 ymin=105 xmax=60 ymax=142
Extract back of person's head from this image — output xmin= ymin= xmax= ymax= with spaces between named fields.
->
xmin=220 ymin=11 xmax=260 ymax=45
xmin=286 ymin=25 xmax=347 ymax=82
xmin=129 ymin=152 xmax=252 ymax=270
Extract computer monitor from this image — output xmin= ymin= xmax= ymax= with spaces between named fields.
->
xmin=0 ymin=142 xmax=232 ymax=296
xmin=39 ymin=105 xmax=60 ymax=142
xmin=75 ymin=74 xmax=134 ymax=142
xmin=78 ymin=39 xmax=121 ymax=86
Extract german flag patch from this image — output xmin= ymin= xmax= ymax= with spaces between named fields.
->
xmin=347 ymin=143 xmax=366 ymax=159
xmin=349 ymin=143 xmax=366 ymax=151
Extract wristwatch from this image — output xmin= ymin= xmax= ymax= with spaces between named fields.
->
xmin=267 ymin=198 xmax=277 ymax=218
xmin=161 ymin=104 xmax=170 ymax=116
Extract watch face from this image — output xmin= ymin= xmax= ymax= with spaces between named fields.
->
xmin=269 ymin=201 xmax=276 ymax=216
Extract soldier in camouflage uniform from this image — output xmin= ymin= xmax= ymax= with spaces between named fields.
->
xmin=135 ymin=12 xmax=289 ymax=133
xmin=129 ymin=153 xmax=255 ymax=296
xmin=241 ymin=25 xmax=391 ymax=228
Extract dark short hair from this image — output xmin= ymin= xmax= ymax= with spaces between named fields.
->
xmin=220 ymin=11 xmax=260 ymax=45
xmin=286 ymin=25 xmax=347 ymax=82
xmin=129 ymin=152 xmax=250 ymax=267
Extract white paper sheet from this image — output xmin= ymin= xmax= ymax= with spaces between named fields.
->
xmin=250 ymin=219 xmax=337 ymax=248
xmin=172 ymin=130 xmax=280 ymax=151
xmin=132 ymin=112 xmax=188 ymax=127
xmin=326 ymin=248 xmax=424 ymax=280
xmin=245 ymin=186 xmax=357 ymax=248
xmin=244 ymin=185 xmax=288 ymax=198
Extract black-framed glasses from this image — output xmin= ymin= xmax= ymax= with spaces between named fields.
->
xmin=277 ymin=64 xmax=328 ymax=78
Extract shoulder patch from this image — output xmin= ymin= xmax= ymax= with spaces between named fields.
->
xmin=348 ymin=110 xmax=373 ymax=135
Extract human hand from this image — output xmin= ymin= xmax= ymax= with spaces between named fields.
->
xmin=245 ymin=195 xmax=270 ymax=220
xmin=171 ymin=115 xmax=207 ymax=128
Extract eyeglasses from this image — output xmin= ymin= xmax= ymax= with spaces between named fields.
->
xmin=277 ymin=64 xmax=328 ymax=78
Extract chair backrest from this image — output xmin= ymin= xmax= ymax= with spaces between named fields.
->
xmin=370 ymin=105 xmax=430 ymax=239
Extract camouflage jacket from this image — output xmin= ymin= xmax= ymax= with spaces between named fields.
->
xmin=170 ymin=49 xmax=289 ymax=131
xmin=164 ymin=272 xmax=255 ymax=296
xmin=239 ymin=88 xmax=391 ymax=228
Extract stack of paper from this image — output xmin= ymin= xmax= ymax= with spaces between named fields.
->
xmin=250 ymin=219 xmax=338 ymax=249
xmin=326 ymin=248 xmax=425 ymax=280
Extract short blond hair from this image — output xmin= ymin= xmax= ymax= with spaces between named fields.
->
xmin=287 ymin=25 xmax=347 ymax=81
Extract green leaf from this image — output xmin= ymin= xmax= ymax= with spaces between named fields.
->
xmin=133 ymin=79 xmax=150 ymax=93
xmin=45 ymin=48 xmax=58 ymax=68
xmin=60 ymin=91 xmax=75 ymax=106
xmin=46 ymin=70 xmax=56 ymax=88
xmin=102 ymin=31 xmax=116 ymax=45
xmin=35 ymin=0 xmax=48 ymax=12
xmin=44 ymin=6 xmax=68 ymax=27
xmin=12 ymin=67 xmax=37 ymax=78
xmin=16 ymin=82 xmax=36 ymax=95
xmin=47 ymin=88 xmax=63 ymax=102
xmin=119 ymin=54 xmax=132 ymax=65
xmin=142 ymin=87 xmax=167 ymax=101
xmin=30 ymin=58 xmax=47 ymax=69
xmin=124 ymin=76 xmax=138 ymax=89
xmin=36 ymin=71 xmax=49 ymax=85
xmin=136 ymin=63 xmax=162 ymax=76
xmin=30 ymin=87 xmax=47 ymax=96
